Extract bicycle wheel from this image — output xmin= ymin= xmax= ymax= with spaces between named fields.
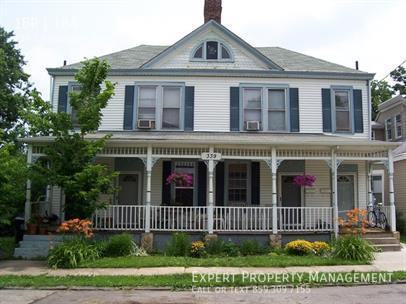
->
xmin=378 ymin=212 xmax=388 ymax=230
xmin=368 ymin=211 xmax=377 ymax=228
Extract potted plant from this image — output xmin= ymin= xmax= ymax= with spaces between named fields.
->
xmin=293 ymin=174 xmax=316 ymax=187
xmin=26 ymin=217 xmax=38 ymax=235
xmin=166 ymin=172 xmax=193 ymax=187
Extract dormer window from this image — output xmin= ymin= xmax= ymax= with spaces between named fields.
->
xmin=192 ymin=40 xmax=233 ymax=61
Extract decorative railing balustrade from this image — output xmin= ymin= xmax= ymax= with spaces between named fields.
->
xmin=93 ymin=205 xmax=334 ymax=233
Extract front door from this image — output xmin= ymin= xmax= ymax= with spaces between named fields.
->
xmin=118 ymin=173 xmax=139 ymax=205
xmin=280 ymin=175 xmax=302 ymax=229
xmin=337 ymin=175 xmax=355 ymax=213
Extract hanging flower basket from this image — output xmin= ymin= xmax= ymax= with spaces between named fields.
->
xmin=293 ymin=175 xmax=316 ymax=187
xmin=166 ymin=172 xmax=193 ymax=187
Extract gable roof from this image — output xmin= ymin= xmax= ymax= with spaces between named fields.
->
xmin=377 ymin=94 xmax=406 ymax=112
xmin=48 ymin=21 xmax=373 ymax=79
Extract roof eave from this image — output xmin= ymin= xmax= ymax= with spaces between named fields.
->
xmin=47 ymin=68 xmax=375 ymax=80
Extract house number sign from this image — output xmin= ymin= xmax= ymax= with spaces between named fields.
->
xmin=201 ymin=152 xmax=222 ymax=160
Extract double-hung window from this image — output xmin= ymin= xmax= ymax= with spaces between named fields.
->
xmin=395 ymin=114 xmax=402 ymax=138
xmin=138 ymin=86 xmax=157 ymax=123
xmin=334 ymin=89 xmax=351 ymax=132
xmin=68 ymin=83 xmax=81 ymax=127
xmin=162 ymin=87 xmax=181 ymax=129
xmin=227 ymin=163 xmax=248 ymax=204
xmin=385 ymin=118 xmax=393 ymax=141
xmin=243 ymin=88 xmax=262 ymax=129
xmin=268 ymin=89 xmax=287 ymax=131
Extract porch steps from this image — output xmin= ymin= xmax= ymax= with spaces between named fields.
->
xmin=362 ymin=231 xmax=401 ymax=252
xmin=14 ymin=235 xmax=64 ymax=259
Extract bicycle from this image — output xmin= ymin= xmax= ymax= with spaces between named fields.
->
xmin=367 ymin=202 xmax=388 ymax=230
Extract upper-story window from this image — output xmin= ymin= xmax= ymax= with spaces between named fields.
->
xmin=395 ymin=114 xmax=402 ymax=138
xmin=243 ymin=88 xmax=262 ymax=131
xmin=138 ymin=86 xmax=157 ymax=128
xmin=385 ymin=118 xmax=393 ymax=141
xmin=162 ymin=87 xmax=181 ymax=129
xmin=192 ymin=40 xmax=232 ymax=61
xmin=136 ymin=84 xmax=183 ymax=130
xmin=333 ymin=89 xmax=352 ymax=132
xmin=268 ymin=89 xmax=287 ymax=131
xmin=68 ymin=83 xmax=81 ymax=127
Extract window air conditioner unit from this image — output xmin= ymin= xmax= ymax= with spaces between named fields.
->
xmin=138 ymin=119 xmax=155 ymax=129
xmin=245 ymin=121 xmax=260 ymax=131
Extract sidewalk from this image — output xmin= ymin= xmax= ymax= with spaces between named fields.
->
xmin=1 ymin=249 xmax=405 ymax=277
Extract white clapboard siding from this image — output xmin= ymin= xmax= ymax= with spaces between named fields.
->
xmin=260 ymin=160 xmax=272 ymax=206
xmin=50 ymin=186 xmax=62 ymax=217
xmin=150 ymin=159 xmax=163 ymax=206
xmin=304 ymin=160 xmax=331 ymax=207
xmin=52 ymin=75 xmax=369 ymax=137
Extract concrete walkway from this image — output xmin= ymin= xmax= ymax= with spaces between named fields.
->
xmin=1 ymin=248 xmax=405 ymax=277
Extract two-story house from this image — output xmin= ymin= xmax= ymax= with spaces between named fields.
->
xmin=373 ymin=94 xmax=406 ymax=215
xmin=24 ymin=0 xmax=398 ymax=247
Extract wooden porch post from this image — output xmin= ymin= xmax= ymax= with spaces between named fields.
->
xmin=271 ymin=147 xmax=278 ymax=234
xmin=388 ymin=149 xmax=396 ymax=232
xmin=207 ymin=146 xmax=215 ymax=234
xmin=331 ymin=150 xmax=339 ymax=237
xmin=367 ymin=161 xmax=373 ymax=207
xmin=145 ymin=145 xmax=153 ymax=233
xmin=24 ymin=145 xmax=33 ymax=228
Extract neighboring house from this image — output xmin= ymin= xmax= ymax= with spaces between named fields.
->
xmin=23 ymin=0 xmax=398 ymax=247
xmin=373 ymin=94 xmax=406 ymax=215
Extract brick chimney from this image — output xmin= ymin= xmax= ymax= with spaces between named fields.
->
xmin=204 ymin=0 xmax=222 ymax=23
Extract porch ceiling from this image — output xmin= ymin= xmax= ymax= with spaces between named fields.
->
xmin=25 ymin=131 xmax=398 ymax=152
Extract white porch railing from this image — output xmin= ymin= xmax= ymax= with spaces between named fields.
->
xmin=277 ymin=207 xmax=333 ymax=232
xmin=93 ymin=205 xmax=334 ymax=232
xmin=93 ymin=205 xmax=145 ymax=230
xmin=150 ymin=206 xmax=208 ymax=231
xmin=213 ymin=206 xmax=273 ymax=231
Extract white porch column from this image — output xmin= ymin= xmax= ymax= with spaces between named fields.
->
xmin=271 ymin=147 xmax=278 ymax=234
xmin=367 ymin=161 xmax=373 ymax=207
xmin=145 ymin=145 xmax=153 ymax=233
xmin=24 ymin=145 xmax=33 ymax=227
xmin=331 ymin=150 xmax=339 ymax=237
xmin=207 ymin=146 xmax=215 ymax=234
xmin=388 ymin=149 xmax=396 ymax=232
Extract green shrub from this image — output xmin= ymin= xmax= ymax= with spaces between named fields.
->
xmin=103 ymin=234 xmax=136 ymax=257
xmin=48 ymin=238 xmax=100 ymax=268
xmin=204 ymin=238 xmax=225 ymax=256
xmin=0 ymin=237 xmax=15 ymax=260
xmin=332 ymin=235 xmax=375 ymax=262
xmin=165 ymin=233 xmax=191 ymax=256
xmin=396 ymin=211 xmax=406 ymax=235
xmin=239 ymin=240 xmax=264 ymax=256
xmin=223 ymin=241 xmax=240 ymax=257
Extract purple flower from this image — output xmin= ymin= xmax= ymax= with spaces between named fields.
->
xmin=293 ymin=175 xmax=316 ymax=187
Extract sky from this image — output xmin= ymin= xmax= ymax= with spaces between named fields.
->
xmin=1 ymin=0 xmax=405 ymax=100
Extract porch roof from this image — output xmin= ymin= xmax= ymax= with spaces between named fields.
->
xmin=24 ymin=131 xmax=398 ymax=151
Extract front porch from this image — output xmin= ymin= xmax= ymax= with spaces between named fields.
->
xmin=27 ymin=132 xmax=398 ymax=236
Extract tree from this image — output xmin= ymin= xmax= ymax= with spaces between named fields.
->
xmin=390 ymin=66 xmax=406 ymax=95
xmin=31 ymin=58 xmax=117 ymax=219
xmin=371 ymin=80 xmax=394 ymax=120
xmin=0 ymin=27 xmax=31 ymax=144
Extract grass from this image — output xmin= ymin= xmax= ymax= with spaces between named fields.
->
xmin=0 ymin=272 xmax=404 ymax=289
xmin=0 ymin=237 xmax=15 ymax=260
xmin=80 ymin=254 xmax=368 ymax=268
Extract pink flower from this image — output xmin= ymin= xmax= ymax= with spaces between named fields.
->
xmin=166 ymin=172 xmax=193 ymax=187
xmin=293 ymin=175 xmax=316 ymax=187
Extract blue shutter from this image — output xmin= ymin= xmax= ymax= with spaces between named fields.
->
xmin=322 ymin=88 xmax=332 ymax=132
xmin=230 ymin=87 xmax=240 ymax=131
xmin=57 ymin=86 xmax=68 ymax=113
xmin=251 ymin=162 xmax=260 ymax=205
xmin=184 ymin=86 xmax=194 ymax=131
xmin=162 ymin=161 xmax=172 ymax=205
xmin=215 ymin=162 xmax=225 ymax=206
xmin=197 ymin=162 xmax=207 ymax=206
xmin=289 ymin=88 xmax=299 ymax=132
xmin=123 ymin=85 xmax=135 ymax=130
xmin=353 ymin=89 xmax=364 ymax=133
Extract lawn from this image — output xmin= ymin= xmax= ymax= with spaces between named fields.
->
xmin=0 ymin=271 xmax=403 ymax=288
xmin=80 ymin=254 xmax=368 ymax=268
xmin=0 ymin=237 xmax=15 ymax=259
